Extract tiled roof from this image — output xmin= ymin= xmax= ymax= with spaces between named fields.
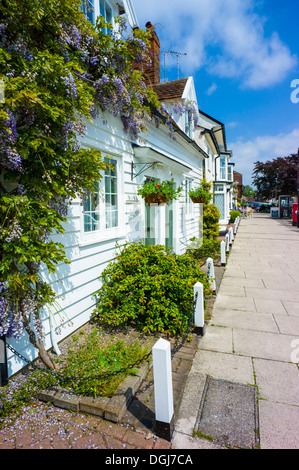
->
xmin=152 ymin=78 xmax=188 ymax=101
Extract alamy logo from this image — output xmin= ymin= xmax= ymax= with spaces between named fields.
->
xmin=290 ymin=79 xmax=299 ymax=103
xmin=290 ymin=339 xmax=299 ymax=363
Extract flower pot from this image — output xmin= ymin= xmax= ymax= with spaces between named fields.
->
xmin=144 ymin=193 xmax=170 ymax=205
xmin=190 ymin=195 xmax=206 ymax=203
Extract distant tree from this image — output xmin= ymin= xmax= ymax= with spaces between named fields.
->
xmin=252 ymin=153 xmax=298 ymax=200
xmin=243 ymin=185 xmax=256 ymax=198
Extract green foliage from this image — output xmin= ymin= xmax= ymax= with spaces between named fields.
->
xmin=137 ymin=178 xmax=182 ymax=202
xmin=93 ymin=242 xmax=212 ymax=335
xmin=243 ymin=185 xmax=255 ymax=198
xmin=188 ymin=180 xmax=220 ymax=259
xmin=189 ymin=178 xmax=213 ymax=203
xmin=203 ymin=203 xmax=221 ymax=240
xmin=229 ymin=210 xmax=240 ymax=223
xmin=188 ymin=186 xmax=210 ymax=202
xmin=188 ymin=238 xmax=220 ymax=260
xmin=56 ymin=326 xmax=149 ymax=397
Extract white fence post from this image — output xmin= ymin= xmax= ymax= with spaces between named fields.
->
xmin=220 ymin=240 xmax=226 ymax=266
xmin=193 ymin=282 xmax=204 ymax=335
xmin=225 ymin=233 xmax=230 ymax=253
xmin=229 ymin=226 xmax=234 ymax=245
xmin=206 ymin=257 xmax=216 ymax=293
xmin=233 ymin=220 xmax=237 ymax=235
xmin=152 ymin=338 xmax=174 ymax=441
xmin=0 ymin=336 xmax=8 ymax=386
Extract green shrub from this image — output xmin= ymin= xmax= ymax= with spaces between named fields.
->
xmin=188 ymin=237 xmax=220 ymax=260
xmin=93 ymin=242 xmax=212 ymax=335
xmin=203 ymin=203 xmax=221 ymax=240
xmin=229 ymin=210 xmax=240 ymax=223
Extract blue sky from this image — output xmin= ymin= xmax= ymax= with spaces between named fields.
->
xmin=132 ymin=0 xmax=299 ymax=187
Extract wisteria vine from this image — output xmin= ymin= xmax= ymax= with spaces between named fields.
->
xmin=0 ymin=0 xmax=167 ymax=368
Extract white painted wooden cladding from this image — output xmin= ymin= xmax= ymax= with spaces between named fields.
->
xmin=7 ymin=110 xmax=204 ymax=377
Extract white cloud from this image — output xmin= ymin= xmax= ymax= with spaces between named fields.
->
xmin=230 ymin=128 xmax=299 ymax=185
xmin=132 ymin=0 xmax=297 ymax=89
xmin=205 ymin=82 xmax=217 ymax=95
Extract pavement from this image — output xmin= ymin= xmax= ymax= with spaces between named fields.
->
xmin=1 ymin=212 xmax=298 ymax=450
xmin=172 ymin=212 xmax=299 ymax=450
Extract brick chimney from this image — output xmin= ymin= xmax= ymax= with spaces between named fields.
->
xmin=143 ymin=21 xmax=160 ymax=86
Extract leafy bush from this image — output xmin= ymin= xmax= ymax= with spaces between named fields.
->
xmin=93 ymin=242 xmax=212 ymax=335
xmin=229 ymin=210 xmax=241 ymax=223
xmin=188 ymin=238 xmax=220 ymax=260
xmin=203 ymin=203 xmax=221 ymax=240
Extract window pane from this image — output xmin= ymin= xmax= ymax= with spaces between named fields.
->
xmin=105 ymin=158 xmax=118 ymax=229
xmin=100 ymin=0 xmax=105 ymax=16
xmin=83 ymin=183 xmax=100 ymax=232
xmin=111 ymin=178 xmax=117 ymax=194
xmin=214 ymin=194 xmax=225 ymax=220
xmin=82 ymin=0 xmax=94 ymax=23
xmin=105 ymin=176 xmax=111 ymax=193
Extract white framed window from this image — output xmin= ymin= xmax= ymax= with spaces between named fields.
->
xmin=219 ymin=156 xmax=226 ymax=180
xmin=184 ymin=178 xmax=193 ymax=216
xmin=104 ymin=157 xmax=118 ymax=229
xmin=81 ymin=156 xmax=123 ymax=243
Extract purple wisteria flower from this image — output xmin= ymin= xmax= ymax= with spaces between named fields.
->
xmin=0 ymin=111 xmax=22 ymax=171
xmin=61 ymin=72 xmax=77 ymax=99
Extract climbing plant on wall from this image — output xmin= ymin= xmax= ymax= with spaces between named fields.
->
xmin=0 ymin=0 xmax=163 ymax=368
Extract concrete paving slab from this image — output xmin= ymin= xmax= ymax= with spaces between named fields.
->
xmin=259 ymin=400 xmax=299 ymax=449
xmin=245 ymin=287 xmax=299 ymax=302
xmin=174 ymin=372 xmax=206 ymax=435
xmin=253 ymin=358 xmax=299 ymax=405
xmin=263 ymin=280 xmax=299 ymax=290
xmin=171 ymin=431 xmax=225 ymax=449
xmin=245 ymin=268 xmax=285 ymax=278
xmin=282 ymin=300 xmax=299 ymax=316
xmin=190 ymin=350 xmax=254 ymax=385
xmin=197 ymin=325 xmax=233 ymax=353
xmin=233 ymin=329 xmax=298 ymax=362
xmin=211 ymin=309 xmax=279 ymax=333
xmin=254 ymin=298 xmax=287 ymax=315
xmin=220 ymin=277 xmax=265 ymax=288
xmin=222 ymin=266 xmax=245 ymax=277
xmin=213 ymin=295 xmax=256 ymax=312
xmin=274 ymin=315 xmax=299 ymax=335
xmin=217 ymin=285 xmax=246 ymax=297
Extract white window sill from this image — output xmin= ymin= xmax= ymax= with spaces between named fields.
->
xmin=79 ymin=229 xmax=127 ymax=247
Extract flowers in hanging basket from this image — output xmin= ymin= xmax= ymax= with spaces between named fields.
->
xmin=188 ymin=185 xmax=211 ymax=203
xmin=137 ymin=178 xmax=182 ymax=205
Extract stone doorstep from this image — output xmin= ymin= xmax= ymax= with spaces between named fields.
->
xmin=37 ymin=361 xmax=151 ymax=424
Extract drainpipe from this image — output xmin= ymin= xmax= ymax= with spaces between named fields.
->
xmin=0 ymin=336 xmax=9 ymax=386
xmin=213 ymin=154 xmax=221 ymax=201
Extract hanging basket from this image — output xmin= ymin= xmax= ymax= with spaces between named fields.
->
xmin=190 ymin=195 xmax=206 ymax=203
xmin=144 ymin=193 xmax=170 ymax=205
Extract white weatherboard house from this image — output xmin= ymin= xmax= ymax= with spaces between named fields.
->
xmin=6 ymin=0 xmax=235 ymax=376
xmin=195 ymin=110 xmax=235 ymax=230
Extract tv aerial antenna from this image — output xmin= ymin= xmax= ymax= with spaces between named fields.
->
xmin=161 ymin=50 xmax=187 ymax=81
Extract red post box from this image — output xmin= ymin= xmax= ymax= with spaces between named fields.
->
xmin=292 ymin=203 xmax=298 ymax=226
